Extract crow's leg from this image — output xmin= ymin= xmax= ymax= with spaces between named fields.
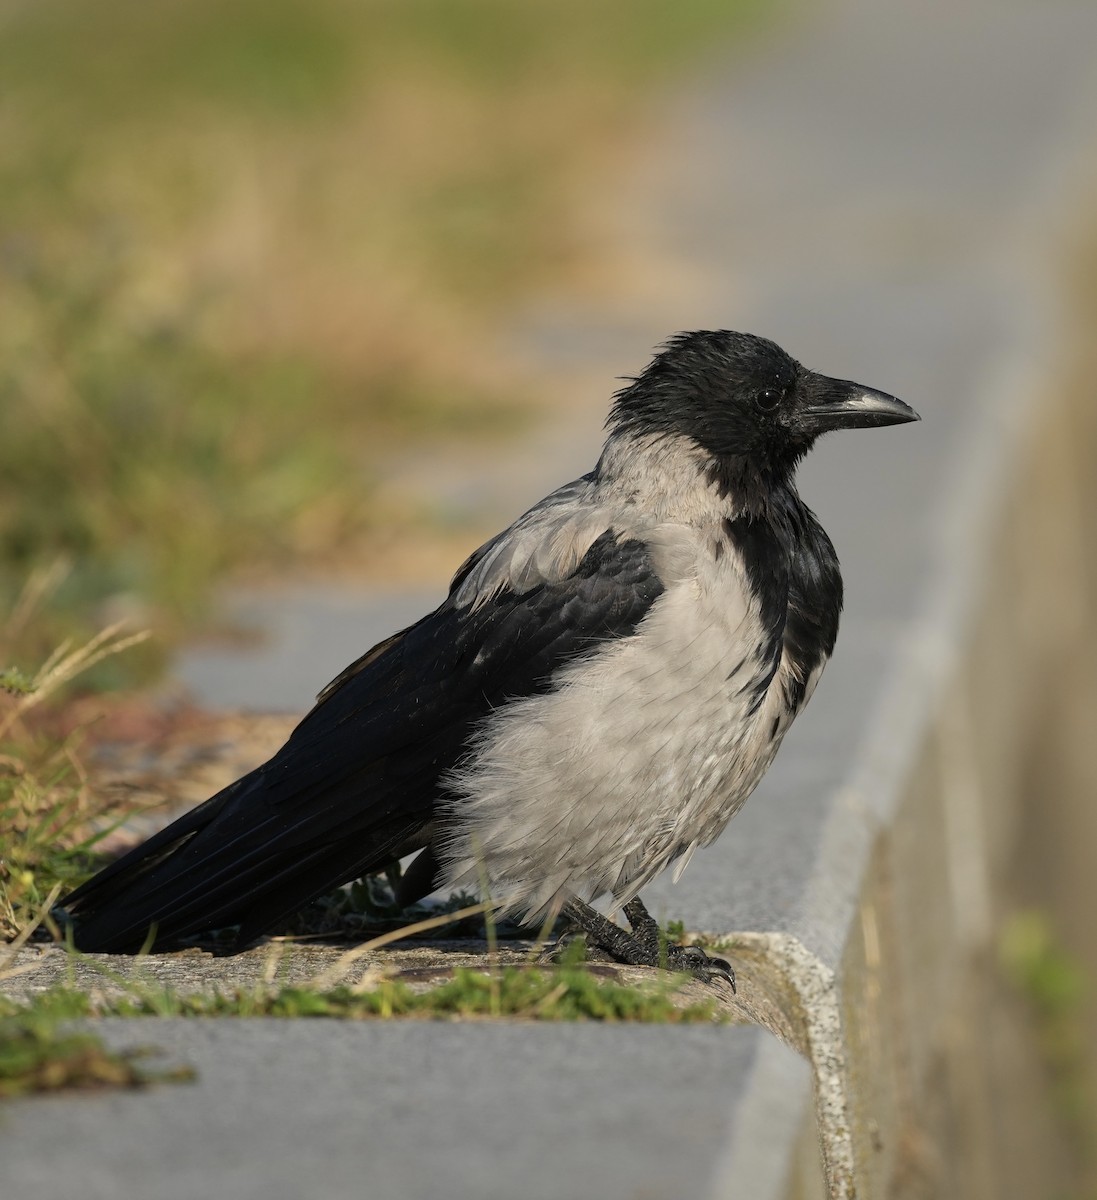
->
xmin=559 ymin=898 xmax=647 ymax=964
xmin=621 ymin=896 xmax=663 ymax=957
xmin=561 ymin=896 xmax=735 ymax=989
xmin=623 ymin=896 xmax=735 ymax=991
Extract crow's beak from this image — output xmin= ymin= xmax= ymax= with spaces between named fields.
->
xmin=799 ymin=375 xmax=920 ymax=435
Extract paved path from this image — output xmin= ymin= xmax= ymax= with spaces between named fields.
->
xmin=9 ymin=1 xmax=1097 ymax=1196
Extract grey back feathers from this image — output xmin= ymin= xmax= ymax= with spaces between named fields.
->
xmin=451 ymin=429 xmax=741 ymax=613
xmin=450 ymin=479 xmax=620 ymax=610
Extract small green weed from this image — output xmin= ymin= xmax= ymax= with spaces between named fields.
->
xmin=1000 ymin=910 xmax=1094 ymax=1169
xmin=283 ymin=861 xmax=512 ymax=942
xmin=661 ymin=918 xmax=738 ymax=958
xmin=0 ymin=990 xmax=193 ymax=1098
xmin=663 ymin=918 xmax=687 ymax=944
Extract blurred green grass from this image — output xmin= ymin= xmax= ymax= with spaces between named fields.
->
xmin=0 ymin=0 xmax=771 ymax=682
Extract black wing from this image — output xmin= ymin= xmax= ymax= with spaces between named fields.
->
xmin=64 ymin=531 xmax=663 ymax=952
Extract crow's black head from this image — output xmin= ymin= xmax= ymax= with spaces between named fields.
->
xmin=608 ymin=330 xmax=917 ymax=477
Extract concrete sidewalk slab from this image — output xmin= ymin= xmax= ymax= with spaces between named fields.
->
xmin=3 ymin=1019 xmax=811 ymax=1200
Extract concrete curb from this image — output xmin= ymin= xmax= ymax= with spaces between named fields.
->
xmin=5 ymin=1 xmax=1097 ymax=1197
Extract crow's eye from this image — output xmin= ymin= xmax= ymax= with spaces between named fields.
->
xmin=755 ymin=387 xmax=783 ymax=412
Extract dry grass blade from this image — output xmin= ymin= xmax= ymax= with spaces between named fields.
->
xmin=0 ymin=883 xmax=61 ymax=981
xmin=1 ymin=576 xmax=156 ymax=939
xmin=305 ymin=901 xmax=495 ymax=991
xmin=2 ymin=561 xmax=71 ymax=649
xmin=0 ymin=623 xmax=151 ymax=741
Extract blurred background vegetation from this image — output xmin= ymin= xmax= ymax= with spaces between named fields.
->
xmin=0 ymin=0 xmax=770 ymax=684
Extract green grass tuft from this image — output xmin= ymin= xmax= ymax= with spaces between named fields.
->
xmin=1 ymin=603 xmax=154 ymax=940
xmin=10 ymin=938 xmax=723 ymax=1025
xmin=0 ymin=990 xmax=193 ymax=1098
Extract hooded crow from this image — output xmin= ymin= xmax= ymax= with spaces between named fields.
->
xmin=63 ymin=331 xmax=918 ymax=979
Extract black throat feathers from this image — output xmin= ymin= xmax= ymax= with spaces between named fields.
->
xmin=722 ymin=483 xmax=843 ymax=715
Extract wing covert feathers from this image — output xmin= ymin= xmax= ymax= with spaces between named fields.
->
xmin=64 ymin=522 xmax=665 ymax=952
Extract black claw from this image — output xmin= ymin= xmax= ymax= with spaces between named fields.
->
xmin=664 ymin=944 xmax=737 ymax=992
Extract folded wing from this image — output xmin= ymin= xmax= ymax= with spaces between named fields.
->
xmin=64 ymin=500 xmax=665 ymax=952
